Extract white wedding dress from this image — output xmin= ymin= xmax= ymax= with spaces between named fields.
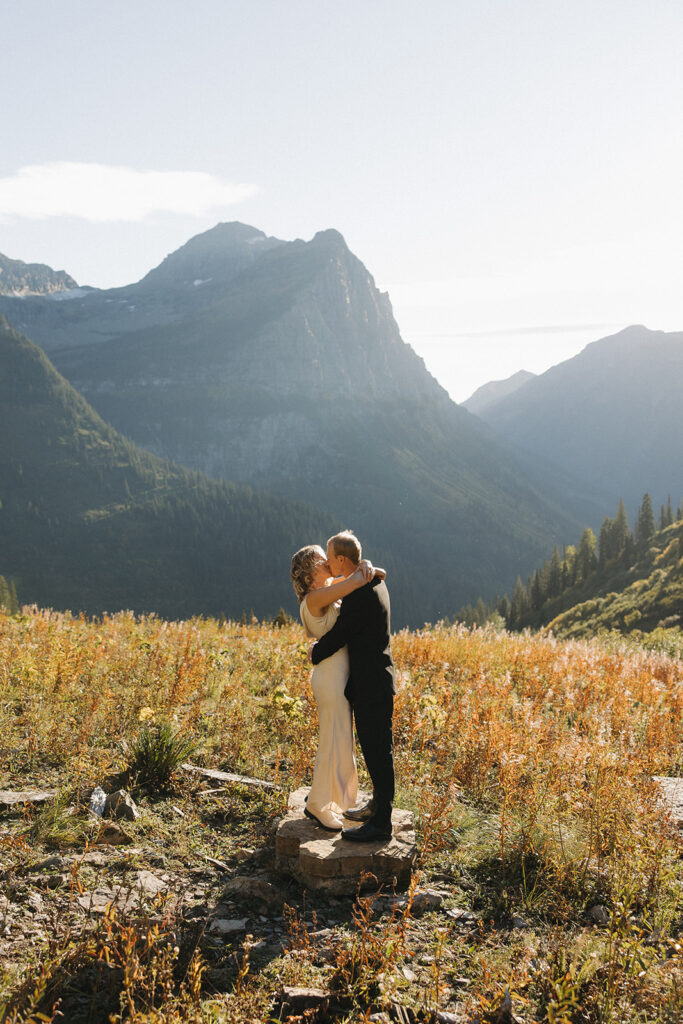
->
xmin=301 ymin=596 xmax=358 ymax=825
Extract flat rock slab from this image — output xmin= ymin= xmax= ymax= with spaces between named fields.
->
xmin=276 ymin=788 xmax=417 ymax=895
xmin=135 ymin=870 xmax=167 ymax=895
xmin=654 ymin=776 xmax=683 ymax=828
xmin=77 ymin=888 xmax=139 ymax=915
xmin=0 ymin=790 xmax=55 ymax=809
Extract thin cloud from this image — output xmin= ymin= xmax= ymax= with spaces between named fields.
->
xmin=410 ymin=323 xmax=619 ymax=339
xmin=0 ymin=162 xmax=259 ymax=222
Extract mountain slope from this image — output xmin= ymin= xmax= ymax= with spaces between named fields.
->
xmin=547 ymin=519 xmax=683 ymax=638
xmin=462 ymin=369 xmax=536 ymax=416
xmin=476 ymin=326 xmax=683 ymax=518
xmin=0 ymin=316 xmax=339 ymax=619
xmin=0 ymin=226 xmax=583 ymax=623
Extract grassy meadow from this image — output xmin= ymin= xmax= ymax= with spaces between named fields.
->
xmin=0 ymin=607 xmax=681 ymax=1023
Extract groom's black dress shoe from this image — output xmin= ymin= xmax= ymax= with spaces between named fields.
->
xmin=341 ymin=820 xmax=392 ymax=843
xmin=343 ymin=798 xmax=374 ymax=822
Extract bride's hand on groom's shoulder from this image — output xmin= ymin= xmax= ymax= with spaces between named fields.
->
xmin=359 ymin=559 xmax=374 ymax=581
xmin=359 ymin=558 xmax=387 ymax=582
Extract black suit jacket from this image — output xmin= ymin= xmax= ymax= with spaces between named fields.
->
xmin=311 ymin=576 xmax=396 ymax=703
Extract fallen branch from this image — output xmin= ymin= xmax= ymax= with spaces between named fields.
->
xmin=203 ymin=855 xmax=232 ymax=871
xmin=181 ymin=764 xmax=275 ymax=790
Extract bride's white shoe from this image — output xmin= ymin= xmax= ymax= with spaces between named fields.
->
xmin=304 ymin=804 xmax=344 ymax=831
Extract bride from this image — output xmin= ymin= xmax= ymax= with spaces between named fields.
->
xmin=290 ymin=545 xmax=384 ymax=831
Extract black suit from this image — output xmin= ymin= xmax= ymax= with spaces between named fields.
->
xmin=311 ymin=576 xmax=396 ymax=828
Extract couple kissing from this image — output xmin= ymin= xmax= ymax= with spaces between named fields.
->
xmin=290 ymin=530 xmax=396 ymax=843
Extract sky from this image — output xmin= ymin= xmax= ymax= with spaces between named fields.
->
xmin=3 ymin=1 xmax=683 ymax=402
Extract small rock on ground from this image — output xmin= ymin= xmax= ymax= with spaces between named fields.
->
xmin=278 ymin=987 xmax=329 ymax=1012
xmin=589 ymin=904 xmax=611 ymax=925
xmin=104 ymin=790 xmax=139 ymax=822
xmin=223 ymin=875 xmax=280 ymax=905
xmin=135 ymin=870 xmax=167 ymax=895
xmin=209 ymin=917 xmax=248 ymax=935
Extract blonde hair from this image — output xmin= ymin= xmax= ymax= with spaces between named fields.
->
xmin=290 ymin=545 xmax=324 ymax=603
xmin=327 ymin=530 xmax=361 ymax=565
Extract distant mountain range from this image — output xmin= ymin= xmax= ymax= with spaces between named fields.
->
xmin=472 ymin=325 xmax=683 ymax=522
xmin=0 ymin=224 xmax=580 ymax=624
xmin=0 ymin=316 xmax=339 ymax=619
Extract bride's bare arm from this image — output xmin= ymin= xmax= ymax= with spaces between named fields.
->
xmin=306 ymin=560 xmax=385 ymax=616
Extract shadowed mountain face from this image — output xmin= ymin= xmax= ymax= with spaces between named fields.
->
xmin=475 ymin=326 xmax=683 ymax=520
xmin=0 ymin=317 xmax=340 ymax=619
xmin=0 ymin=225 xmax=581 ymax=623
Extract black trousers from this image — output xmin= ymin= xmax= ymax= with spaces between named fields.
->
xmin=351 ymin=690 xmax=394 ymax=828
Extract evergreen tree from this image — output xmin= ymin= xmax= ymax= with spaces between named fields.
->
xmin=664 ymin=495 xmax=674 ymax=528
xmin=474 ymin=596 xmax=488 ymax=625
xmin=613 ymin=498 xmax=630 ymax=558
xmin=599 ymin=516 xmax=614 ymax=567
xmin=531 ymin=569 xmax=544 ymax=611
xmin=657 ymin=496 xmax=674 ymax=531
xmin=548 ymin=546 xmax=562 ymax=598
xmin=562 ymin=545 xmax=576 ymax=589
xmin=576 ymin=528 xmax=598 ymax=581
xmin=635 ymin=493 xmax=655 ymax=550
xmin=497 ymin=594 xmax=511 ymax=622
xmin=509 ymin=577 xmax=528 ymax=628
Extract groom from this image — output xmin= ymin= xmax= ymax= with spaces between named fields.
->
xmin=309 ymin=530 xmax=396 ymax=842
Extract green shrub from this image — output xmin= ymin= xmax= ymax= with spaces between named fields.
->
xmin=126 ymin=720 xmax=196 ymax=792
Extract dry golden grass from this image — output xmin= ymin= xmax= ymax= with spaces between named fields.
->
xmin=0 ymin=607 xmax=681 ymax=1023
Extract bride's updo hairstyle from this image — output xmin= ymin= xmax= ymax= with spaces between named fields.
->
xmin=290 ymin=545 xmax=324 ymax=603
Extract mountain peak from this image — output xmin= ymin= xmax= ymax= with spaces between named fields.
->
xmin=311 ymin=228 xmax=348 ymax=248
xmin=0 ymin=253 xmax=78 ymax=296
xmin=138 ymin=221 xmax=284 ymax=289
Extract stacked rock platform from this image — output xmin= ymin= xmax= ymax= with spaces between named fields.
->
xmin=275 ymin=788 xmax=417 ymax=895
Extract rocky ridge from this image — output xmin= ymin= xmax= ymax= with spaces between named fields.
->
xmin=0 ymin=253 xmax=78 ymax=297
